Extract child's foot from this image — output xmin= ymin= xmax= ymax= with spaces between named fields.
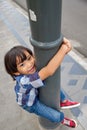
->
xmin=61 ymin=117 xmax=77 ymax=128
xmin=60 ymin=100 xmax=80 ymax=109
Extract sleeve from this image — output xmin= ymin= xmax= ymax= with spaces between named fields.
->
xmin=29 ymin=71 xmax=44 ymax=88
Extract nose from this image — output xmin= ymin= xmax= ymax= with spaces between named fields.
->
xmin=26 ymin=60 xmax=33 ymax=67
xmin=27 ymin=61 xmax=31 ymax=67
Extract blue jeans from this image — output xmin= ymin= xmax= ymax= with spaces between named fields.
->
xmin=60 ymin=90 xmax=66 ymax=102
xmin=23 ymin=90 xmax=66 ymax=123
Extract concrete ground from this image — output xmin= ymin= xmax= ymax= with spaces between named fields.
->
xmin=0 ymin=0 xmax=87 ymax=130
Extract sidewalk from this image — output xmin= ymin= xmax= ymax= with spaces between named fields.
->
xmin=0 ymin=0 xmax=87 ymax=130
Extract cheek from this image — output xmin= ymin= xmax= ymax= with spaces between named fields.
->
xmin=32 ymin=58 xmax=35 ymax=64
xmin=18 ymin=67 xmax=25 ymax=72
xmin=22 ymin=67 xmax=27 ymax=71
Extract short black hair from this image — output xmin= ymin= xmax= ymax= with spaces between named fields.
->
xmin=4 ymin=46 xmax=33 ymax=79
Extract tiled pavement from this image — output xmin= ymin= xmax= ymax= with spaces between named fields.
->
xmin=0 ymin=0 xmax=87 ymax=130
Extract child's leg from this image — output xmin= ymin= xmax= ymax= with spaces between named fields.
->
xmin=60 ymin=90 xmax=80 ymax=109
xmin=60 ymin=90 xmax=66 ymax=102
xmin=23 ymin=100 xmax=77 ymax=128
xmin=30 ymin=100 xmax=64 ymax=123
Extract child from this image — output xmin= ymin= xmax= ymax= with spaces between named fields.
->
xmin=4 ymin=38 xmax=79 ymax=128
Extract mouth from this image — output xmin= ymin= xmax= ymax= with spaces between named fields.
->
xmin=28 ymin=65 xmax=36 ymax=73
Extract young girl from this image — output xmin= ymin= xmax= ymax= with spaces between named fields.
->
xmin=4 ymin=38 xmax=78 ymax=128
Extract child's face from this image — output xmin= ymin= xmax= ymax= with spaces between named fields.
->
xmin=15 ymin=51 xmax=36 ymax=75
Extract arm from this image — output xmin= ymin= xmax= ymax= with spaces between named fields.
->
xmin=39 ymin=38 xmax=72 ymax=80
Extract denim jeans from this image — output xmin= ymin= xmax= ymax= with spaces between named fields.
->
xmin=23 ymin=90 xmax=66 ymax=123
xmin=60 ymin=90 xmax=66 ymax=102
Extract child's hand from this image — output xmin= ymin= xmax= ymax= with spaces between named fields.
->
xmin=61 ymin=37 xmax=72 ymax=54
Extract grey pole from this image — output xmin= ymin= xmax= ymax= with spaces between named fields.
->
xmin=26 ymin=0 xmax=63 ymax=129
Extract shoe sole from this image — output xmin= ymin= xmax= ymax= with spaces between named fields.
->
xmin=61 ymin=103 xmax=80 ymax=109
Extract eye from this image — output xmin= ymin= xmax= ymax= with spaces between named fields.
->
xmin=19 ymin=63 xmax=25 ymax=67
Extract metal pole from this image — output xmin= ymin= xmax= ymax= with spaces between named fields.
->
xmin=26 ymin=0 xmax=63 ymax=129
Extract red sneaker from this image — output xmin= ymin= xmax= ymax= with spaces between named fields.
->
xmin=60 ymin=100 xmax=80 ymax=109
xmin=61 ymin=117 xmax=77 ymax=128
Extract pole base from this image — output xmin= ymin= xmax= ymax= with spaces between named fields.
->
xmin=38 ymin=117 xmax=60 ymax=129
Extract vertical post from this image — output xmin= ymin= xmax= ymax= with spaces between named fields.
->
xmin=26 ymin=0 xmax=63 ymax=129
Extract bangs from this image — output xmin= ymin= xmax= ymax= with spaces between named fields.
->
xmin=16 ymin=51 xmax=27 ymax=65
